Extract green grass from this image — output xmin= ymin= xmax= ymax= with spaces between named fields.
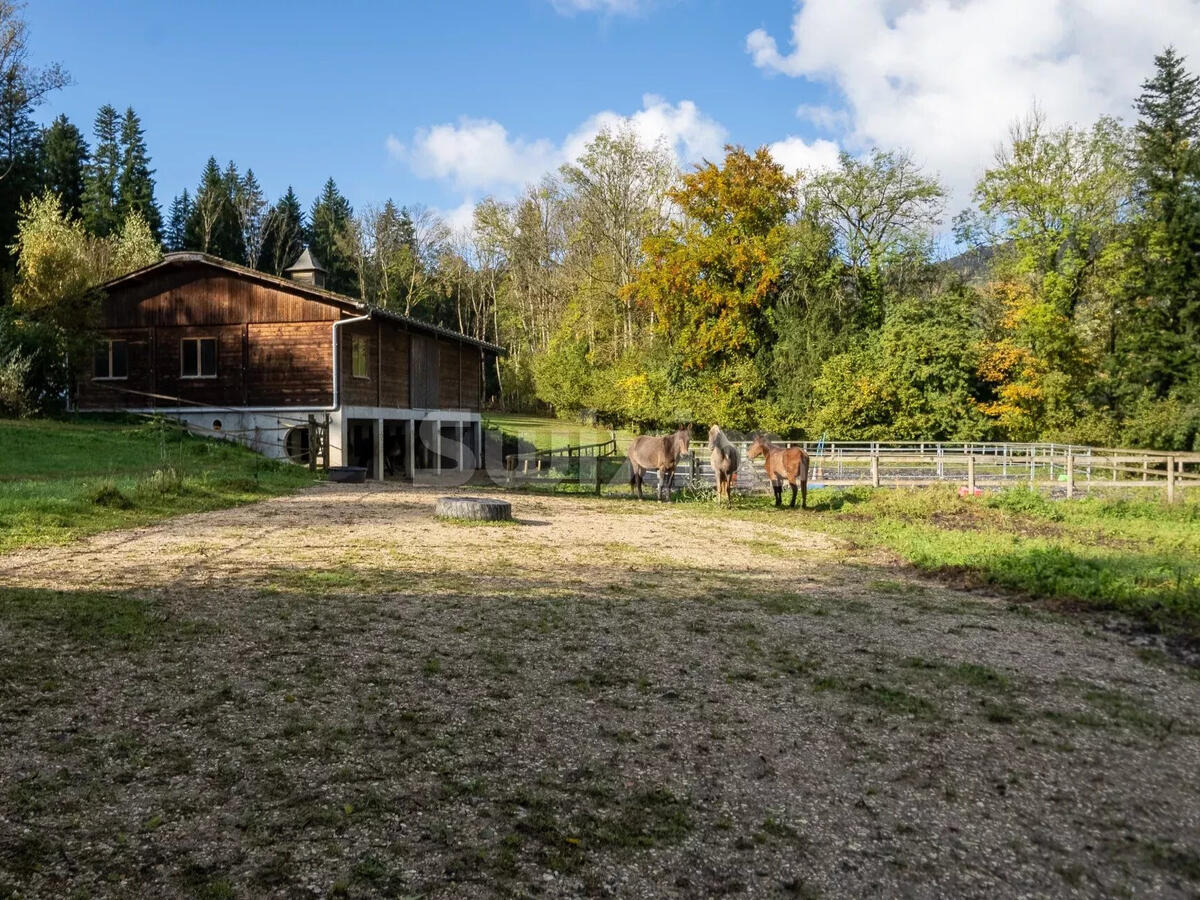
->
xmin=483 ymin=412 xmax=636 ymax=453
xmin=0 ymin=416 xmax=318 ymax=552
xmin=685 ymin=485 xmax=1200 ymax=637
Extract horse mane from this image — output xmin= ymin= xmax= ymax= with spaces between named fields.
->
xmin=752 ymin=432 xmax=778 ymax=452
xmin=709 ymin=424 xmax=736 ymax=453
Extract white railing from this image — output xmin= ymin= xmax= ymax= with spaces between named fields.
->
xmin=503 ymin=439 xmax=1200 ymax=503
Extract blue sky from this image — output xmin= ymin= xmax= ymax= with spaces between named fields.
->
xmin=27 ymin=0 xmax=1200 ymax=227
xmin=29 ymin=1 xmax=829 ymax=218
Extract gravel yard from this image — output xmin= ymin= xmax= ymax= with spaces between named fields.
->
xmin=1 ymin=482 xmax=1198 ymax=898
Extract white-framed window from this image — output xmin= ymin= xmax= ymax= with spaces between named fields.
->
xmin=93 ymin=339 xmax=129 ymax=380
xmin=181 ymin=337 xmax=218 ymax=378
xmin=352 ymin=335 xmax=369 ymax=379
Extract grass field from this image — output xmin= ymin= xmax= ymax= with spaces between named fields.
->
xmin=0 ymin=417 xmax=318 ymax=553
xmin=675 ymin=485 xmax=1200 ymax=643
xmin=483 ymin=412 xmax=636 ymax=452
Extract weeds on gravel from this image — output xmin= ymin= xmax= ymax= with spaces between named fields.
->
xmin=685 ymin=485 xmax=1200 ymax=638
xmin=0 ymin=587 xmax=164 ymax=648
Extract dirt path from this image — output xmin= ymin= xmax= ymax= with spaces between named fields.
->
xmin=2 ymin=483 xmax=1198 ymax=898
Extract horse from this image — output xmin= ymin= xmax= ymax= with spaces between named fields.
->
xmin=708 ymin=425 xmax=739 ymax=504
xmin=627 ymin=426 xmax=691 ymax=501
xmin=747 ymin=434 xmax=810 ymax=509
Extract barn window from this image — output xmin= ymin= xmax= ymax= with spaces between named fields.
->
xmin=181 ymin=337 xmax=218 ymax=378
xmin=93 ymin=339 xmax=128 ymax=379
xmin=352 ymin=336 xmax=368 ymax=379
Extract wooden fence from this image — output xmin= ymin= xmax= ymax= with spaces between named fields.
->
xmin=501 ymin=439 xmax=1200 ymax=503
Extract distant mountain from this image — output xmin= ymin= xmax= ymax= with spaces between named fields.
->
xmin=938 ymin=243 xmax=1003 ymax=285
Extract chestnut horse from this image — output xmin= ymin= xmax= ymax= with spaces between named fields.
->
xmin=708 ymin=425 xmax=739 ymax=504
xmin=627 ymin=426 xmax=691 ymax=501
xmin=747 ymin=434 xmax=810 ymax=509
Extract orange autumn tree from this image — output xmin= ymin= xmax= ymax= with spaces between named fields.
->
xmin=626 ymin=145 xmax=797 ymax=373
xmin=976 ymin=277 xmax=1090 ymax=440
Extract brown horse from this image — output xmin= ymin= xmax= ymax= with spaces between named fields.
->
xmin=708 ymin=424 xmax=739 ymax=504
xmin=747 ymin=434 xmax=809 ymax=509
xmin=627 ymin=426 xmax=691 ymax=501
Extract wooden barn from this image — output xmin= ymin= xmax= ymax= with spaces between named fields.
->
xmin=77 ymin=250 xmax=504 ymax=479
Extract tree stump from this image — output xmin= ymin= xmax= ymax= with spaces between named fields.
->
xmin=435 ymin=496 xmax=512 ymax=521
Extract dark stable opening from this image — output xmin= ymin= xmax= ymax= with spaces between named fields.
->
xmin=383 ymin=421 xmax=408 ymax=478
xmin=346 ymin=419 xmax=375 ymax=475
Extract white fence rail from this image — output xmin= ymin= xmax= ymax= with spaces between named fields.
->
xmin=509 ymin=440 xmax=1200 ymax=503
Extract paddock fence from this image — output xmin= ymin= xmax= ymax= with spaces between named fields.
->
xmin=499 ymin=438 xmax=1200 ymax=503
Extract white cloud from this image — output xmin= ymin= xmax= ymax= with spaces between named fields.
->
xmin=398 ymin=95 xmax=728 ymax=197
xmin=436 ymin=198 xmax=479 ymax=234
xmin=767 ymin=136 xmax=841 ymax=175
xmin=795 ymin=104 xmax=849 ymax=133
xmin=396 ymin=118 xmax=559 ymax=192
xmin=565 ymin=94 xmax=728 ymax=164
xmin=747 ymin=0 xmax=1200 ymax=205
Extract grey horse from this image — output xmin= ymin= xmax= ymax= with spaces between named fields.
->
xmin=708 ymin=425 xmax=739 ymax=504
xmin=627 ymin=427 xmax=691 ymax=501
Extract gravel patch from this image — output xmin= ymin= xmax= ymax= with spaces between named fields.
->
xmin=1 ymin=482 xmax=1198 ymax=898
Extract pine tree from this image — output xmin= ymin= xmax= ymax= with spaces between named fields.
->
xmin=39 ymin=114 xmax=87 ymax=217
xmin=1126 ymin=47 xmax=1200 ymax=396
xmin=115 ymin=107 xmax=161 ymax=239
xmin=165 ymin=189 xmax=192 ymax=251
xmin=82 ymin=104 xmax=121 ymax=236
xmin=234 ymin=168 xmax=267 ymax=268
xmin=0 ymin=3 xmax=68 ymax=270
xmin=261 ymin=186 xmax=304 ymax=274
xmin=219 ymin=161 xmax=246 ymax=263
xmin=186 ymin=157 xmax=242 ymax=261
xmin=307 ymin=177 xmax=355 ymax=294
xmin=0 ymin=78 xmax=44 ymax=269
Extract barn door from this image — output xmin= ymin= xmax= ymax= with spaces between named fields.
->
xmin=410 ymin=334 xmax=439 ymax=409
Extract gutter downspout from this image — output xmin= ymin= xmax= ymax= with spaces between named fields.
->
xmin=331 ymin=312 xmax=372 ymax=410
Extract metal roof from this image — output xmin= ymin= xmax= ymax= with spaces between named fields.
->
xmin=101 ymin=252 xmax=506 ymax=354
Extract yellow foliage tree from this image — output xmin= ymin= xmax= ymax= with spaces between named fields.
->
xmin=11 ymin=190 xmax=162 ymax=369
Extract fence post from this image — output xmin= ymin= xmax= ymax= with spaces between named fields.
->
xmin=322 ymin=414 xmax=331 ymax=470
xmin=1066 ymin=453 xmax=1075 ymax=499
xmin=307 ymin=414 xmax=317 ymax=472
xmin=871 ymin=450 xmax=880 ymax=488
xmin=1167 ymin=456 xmax=1176 ymax=504
xmin=967 ymin=455 xmax=976 ymax=494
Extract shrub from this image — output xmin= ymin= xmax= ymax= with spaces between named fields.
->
xmin=89 ymin=482 xmax=134 ymax=509
xmin=985 ymin=486 xmax=1062 ymax=520
xmin=0 ymin=350 xmax=32 ymax=417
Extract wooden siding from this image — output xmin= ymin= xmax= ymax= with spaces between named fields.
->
xmin=379 ymin=326 xmax=411 ymax=407
xmin=438 ymin=339 xmax=463 ymax=410
xmin=75 ymin=327 xmax=153 ymax=408
xmin=79 ymin=260 xmax=486 ymax=411
xmin=463 ymin=346 xmax=481 ymax=412
xmin=247 ymin=323 xmax=333 ymax=406
xmin=411 ymin=334 xmax=439 ymax=409
xmin=154 ymin=325 xmax=246 ymax=407
xmin=105 ymin=268 xmax=342 ymax=328
xmin=339 ymin=320 xmax=378 ymax=407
